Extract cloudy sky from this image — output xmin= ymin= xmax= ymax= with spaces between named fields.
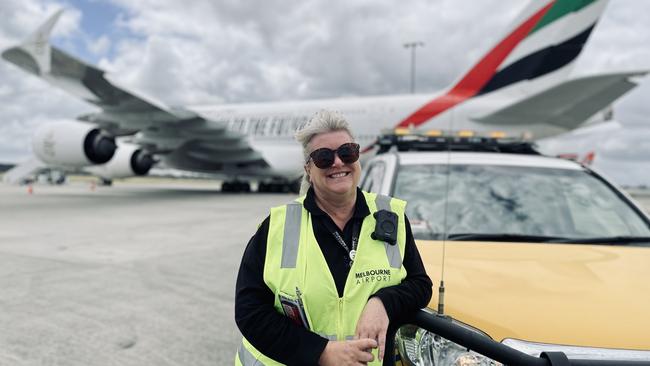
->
xmin=0 ymin=0 xmax=649 ymax=185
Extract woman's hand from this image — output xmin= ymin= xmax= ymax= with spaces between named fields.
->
xmin=355 ymin=297 xmax=389 ymax=360
xmin=318 ymin=339 xmax=377 ymax=366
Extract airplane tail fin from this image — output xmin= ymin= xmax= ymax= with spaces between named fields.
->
xmin=581 ymin=151 xmax=595 ymax=166
xmin=2 ymin=9 xmax=63 ymax=76
xmin=476 ymin=0 xmax=609 ymax=97
xmin=397 ymin=0 xmax=609 ymax=128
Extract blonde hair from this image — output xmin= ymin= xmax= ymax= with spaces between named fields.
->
xmin=294 ymin=110 xmax=355 ymax=195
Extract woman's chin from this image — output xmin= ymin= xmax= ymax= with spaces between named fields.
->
xmin=324 ymin=181 xmax=355 ymax=195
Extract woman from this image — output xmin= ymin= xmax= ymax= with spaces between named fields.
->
xmin=235 ymin=110 xmax=432 ymax=365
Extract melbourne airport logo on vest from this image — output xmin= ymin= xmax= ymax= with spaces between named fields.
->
xmin=354 ymin=268 xmax=392 ymax=285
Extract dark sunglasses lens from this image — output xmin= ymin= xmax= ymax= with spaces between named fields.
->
xmin=310 ymin=143 xmax=360 ymax=168
xmin=337 ymin=143 xmax=360 ymax=164
xmin=311 ymin=148 xmax=335 ymax=169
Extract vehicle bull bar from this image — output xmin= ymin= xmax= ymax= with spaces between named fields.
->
xmin=383 ymin=309 xmax=650 ymax=366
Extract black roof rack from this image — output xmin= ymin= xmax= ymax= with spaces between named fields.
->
xmin=376 ymin=133 xmax=540 ymax=155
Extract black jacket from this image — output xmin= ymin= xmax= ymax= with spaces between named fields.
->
xmin=235 ymin=188 xmax=432 ymax=365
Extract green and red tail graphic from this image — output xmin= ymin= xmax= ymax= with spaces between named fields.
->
xmin=397 ymin=0 xmax=607 ymax=128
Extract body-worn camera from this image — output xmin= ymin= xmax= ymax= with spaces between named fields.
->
xmin=371 ymin=210 xmax=398 ymax=245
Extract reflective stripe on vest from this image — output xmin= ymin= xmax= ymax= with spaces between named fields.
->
xmin=281 ymin=203 xmax=302 ymax=268
xmin=237 ymin=342 xmax=263 ymax=366
xmin=376 ymin=194 xmax=402 ymax=269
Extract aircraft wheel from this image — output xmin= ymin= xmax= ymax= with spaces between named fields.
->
xmin=258 ymin=182 xmax=268 ymax=193
xmin=239 ymin=182 xmax=251 ymax=193
xmin=289 ymin=180 xmax=301 ymax=194
xmin=223 ymin=181 xmax=251 ymax=193
xmin=258 ymin=181 xmax=299 ymax=193
xmin=222 ymin=181 xmax=231 ymax=192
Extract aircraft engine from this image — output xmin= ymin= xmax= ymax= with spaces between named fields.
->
xmin=87 ymin=144 xmax=155 ymax=179
xmin=32 ymin=120 xmax=116 ymax=167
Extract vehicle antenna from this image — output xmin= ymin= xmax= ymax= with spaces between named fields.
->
xmin=438 ymin=105 xmax=453 ymax=315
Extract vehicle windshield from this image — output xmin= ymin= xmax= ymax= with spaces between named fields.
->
xmin=393 ymin=164 xmax=650 ymax=241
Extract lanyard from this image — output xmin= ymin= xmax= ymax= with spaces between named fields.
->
xmin=321 ymin=218 xmax=361 ymax=267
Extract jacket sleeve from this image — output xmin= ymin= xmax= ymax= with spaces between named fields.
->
xmin=234 ymin=216 xmax=329 ymax=366
xmin=372 ymin=215 xmax=433 ymax=324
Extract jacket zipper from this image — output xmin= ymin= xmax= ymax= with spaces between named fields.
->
xmin=338 ymin=297 xmax=344 ymax=340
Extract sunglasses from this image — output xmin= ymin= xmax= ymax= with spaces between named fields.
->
xmin=308 ymin=142 xmax=360 ymax=169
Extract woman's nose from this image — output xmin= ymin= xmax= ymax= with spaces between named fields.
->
xmin=332 ymin=153 xmax=344 ymax=167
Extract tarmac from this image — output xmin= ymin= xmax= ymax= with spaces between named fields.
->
xmin=0 ymin=179 xmax=293 ymax=366
xmin=0 ymin=179 xmax=649 ymax=366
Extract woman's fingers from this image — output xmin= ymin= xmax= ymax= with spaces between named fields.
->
xmin=377 ymin=329 xmax=387 ymax=360
xmin=351 ymin=338 xmax=377 ymax=363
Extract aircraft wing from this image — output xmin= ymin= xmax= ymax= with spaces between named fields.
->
xmin=2 ymin=11 xmax=269 ymax=176
xmin=1 ymin=11 xmax=202 ymax=132
xmin=473 ymin=71 xmax=648 ymax=130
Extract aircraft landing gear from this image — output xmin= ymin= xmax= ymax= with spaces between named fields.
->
xmin=257 ymin=182 xmax=278 ymax=193
xmin=221 ymin=181 xmax=251 ymax=193
xmin=221 ymin=179 xmax=300 ymax=194
xmin=257 ymin=180 xmax=300 ymax=194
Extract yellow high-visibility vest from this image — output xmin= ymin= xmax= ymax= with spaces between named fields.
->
xmin=236 ymin=191 xmax=407 ymax=366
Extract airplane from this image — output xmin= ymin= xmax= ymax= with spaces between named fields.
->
xmin=2 ymin=0 xmax=646 ymax=192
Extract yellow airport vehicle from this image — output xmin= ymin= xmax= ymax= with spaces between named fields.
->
xmin=363 ymin=133 xmax=650 ymax=364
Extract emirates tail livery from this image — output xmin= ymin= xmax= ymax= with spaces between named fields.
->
xmin=2 ymin=0 xmax=645 ymax=191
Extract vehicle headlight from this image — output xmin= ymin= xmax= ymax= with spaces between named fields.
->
xmin=396 ymin=324 xmax=502 ymax=366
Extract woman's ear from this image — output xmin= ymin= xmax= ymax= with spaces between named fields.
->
xmin=304 ymin=164 xmax=311 ymax=183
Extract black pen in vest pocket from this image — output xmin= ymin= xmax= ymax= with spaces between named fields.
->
xmin=295 ymin=287 xmax=311 ymax=329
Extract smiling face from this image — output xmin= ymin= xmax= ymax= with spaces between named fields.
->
xmin=306 ymin=130 xmax=361 ymax=200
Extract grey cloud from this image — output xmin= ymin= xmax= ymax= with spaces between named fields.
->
xmin=0 ymin=64 xmax=91 ymax=161
xmin=105 ymin=0 xmax=525 ymax=101
xmin=591 ymin=159 xmax=649 ymax=187
xmin=538 ymin=123 xmax=650 ymax=185
xmin=599 ymin=129 xmax=650 ymax=161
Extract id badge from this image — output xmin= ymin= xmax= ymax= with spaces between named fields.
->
xmin=278 ymin=292 xmax=310 ymax=329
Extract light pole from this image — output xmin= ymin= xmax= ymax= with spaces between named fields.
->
xmin=403 ymin=41 xmax=424 ymax=94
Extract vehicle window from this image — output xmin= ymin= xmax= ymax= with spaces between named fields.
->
xmin=393 ymin=164 xmax=650 ymax=240
xmin=361 ymin=162 xmax=386 ymax=194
